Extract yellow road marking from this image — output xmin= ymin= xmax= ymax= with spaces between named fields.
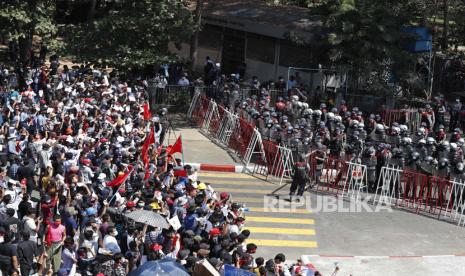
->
xmin=202 ymin=179 xmax=276 ymax=187
xmin=200 ymin=172 xmax=254 ymax=179
xmin=215 ymin=187 xmax=285 ymax=195
xmin=244 ymin=227 xmax=315 ymax=235
xmin=248 ymin=207 xmax=312 ymax=214
xmin=246 ymin=216 xmax=314 ymax=225
xmin=231 ymin=197 xmax=266 ymax=203
xmin=247 ymin=239 xmax=318 ymax=248
xmin=232 ymin=197 xmax=300 ymax=204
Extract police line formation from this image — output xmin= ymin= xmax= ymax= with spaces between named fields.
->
xmin=191 ymin=83 xmax=465 ymax=224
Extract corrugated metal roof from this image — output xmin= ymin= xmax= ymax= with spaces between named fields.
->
xmin=202 ymin=0 xmax=322 ymax=35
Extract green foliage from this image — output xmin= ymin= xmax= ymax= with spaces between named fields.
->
xmin=323 ymin=0 xmax=423 ymax=91
xmin=261 ymin=0 xmax=331 ymax=8
xmin=0 ymin=0 xmax=59 ymax=48
xmin=64 ymin=0 xmax=193 ymax=69
xmin=449 ymin=0 xmax=465 ymax=49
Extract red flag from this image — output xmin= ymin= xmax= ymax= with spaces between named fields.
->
xmin=166 ymin=136 xmax=182 ymax=155
xmin=174 ymin=169 xmax=187 ymax=177
xmin=144 ymin=163 xmax=151 ymax=180
xmin=141 ymin=127 xmax=155 ymax=166
xmin=143 ymin=103 xmax=151 ymax=120
xmin=106 ymin=165 xmax=134 ymax=188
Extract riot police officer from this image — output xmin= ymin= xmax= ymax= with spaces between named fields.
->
xmin=290 ymin=159 xmax=310 ymax=201
xmin=362 ymin=146 xmax=377 ymax=192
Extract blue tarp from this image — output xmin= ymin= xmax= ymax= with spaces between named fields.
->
xmin=400 ymin=27 xmax=432 ymax=53
xmin=130 ymin=257 xmax=189 ymax=276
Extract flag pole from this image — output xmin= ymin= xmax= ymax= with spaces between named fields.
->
xmin=181 ymin=135 xmax=185 ymax=166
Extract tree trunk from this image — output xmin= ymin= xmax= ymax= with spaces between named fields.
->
xmin=189 ymin=0 xmax=204 ymax=73
xmin=19 ymin=36 xmax=31 ymax=66
xmin=18 ymin=0 xmax=38 ymax=66
xmin=442 ymin=0 xmax=448 ymax=50
xmin=88 ymin=0 xmax=97 ymax=21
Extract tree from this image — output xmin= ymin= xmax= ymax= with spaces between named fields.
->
xmin=189 ymin=0 xmax=204 ymax=72
xmin=447 ymin=0 xmax=465 ymax=50
xmin=261 ymin=0 xmax=330 ymax=8
xmin=0 ymin=0 xmax=59 ymax=65
xmin=64 ymin=0 xmax=193 ymax=69
xmin=323 ymin=0 xmax=422 ymax=91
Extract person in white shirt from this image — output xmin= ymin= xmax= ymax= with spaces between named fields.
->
xmin=287 ymin=75 xmax=298 ymax=90
xmin=103 ymin=226 xmax=121 ymax=255
xmin=81 ymin=229 xmax=98 ymax=260
xmin=22 ymin=207 xmax=42 ymax=243
xmin=227 ymin=217 xmax=245 ymax=235
xmin=155 ymin=74 xmax=168 ymax=89
xmin=177 ymin=74 xmax=190 ymax=87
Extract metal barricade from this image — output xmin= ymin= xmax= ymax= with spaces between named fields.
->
xmin=202 ymin=100 xmax=217 ymax=130
xmin=207 ymin=104 xmax=224 ymax=136
xmin=187 ymin=92 xmax=200 ymax=119
xmin=425 ymin=176 xmax=452 ymax=216
xmin=190 ymin=96 xmax=210 ymax=128
xmin=398 ymin=170 xmax=429 ymax=212
xmin=216 ymin=108 xmax=239 ymax=146
xmin=313 ymin=156 xmax=349 ymax=196
xmin=342 ymin=161 xmax=368 ymax=202
xmin=228 ymin=118 xmax=256 ymax=159
xmin=268 ymin=144 xmax=294 ymax=185
xmin=252 ymin=140 xmax=277 ymax=177
xmin=383 ymin=109 xmax=421 ymax=132
xmin=243 ymin=128 xmax=267 ymax=171
xmin=374 ymin=166 xmax=403 ymax=206
xmin=443 ymin=179 xmax=465 ymax=226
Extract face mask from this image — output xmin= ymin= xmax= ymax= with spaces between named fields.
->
xmin=55 ymin=221 xmax=61 ymax=226
xmin=112 ymin=230 xmax=118 ymax=237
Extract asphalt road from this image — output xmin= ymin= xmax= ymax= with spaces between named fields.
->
xmin=199 ymin=171 xmax=465 ymax=275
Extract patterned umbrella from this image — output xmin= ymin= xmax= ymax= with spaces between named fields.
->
xmin=124 ymin=210 xmax=170 ymax=229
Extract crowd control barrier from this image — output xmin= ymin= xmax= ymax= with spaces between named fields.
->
xmin=216 ymin=109 xmax=239 ymax=146
xmin=188 ymin=95 xmax=465 ymax=227
xmin=374 ymin=166 xmax=465 ymax=225
xmin=252 ymin=142 xmax=294 ymax=184
xmin=383 ymin=109 xmax=421 ymax=132
xmin=443 ymin=179 xmax=465 ymax=225
xmin=188 ymin=94 xmax=210 ymax=128
xmin=342 ymin=161 xmax=368 ymax=202
xmin=374 ymin=166 xmax=404 ymax=206
xmin=307 ymin=153 xmax=368 ymax=202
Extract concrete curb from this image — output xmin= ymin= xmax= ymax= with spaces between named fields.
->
xmin=188 ymin=163 xmax=254 ymax=173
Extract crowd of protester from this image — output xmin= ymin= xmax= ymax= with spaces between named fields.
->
xmin=2 ymin=50 xmax=462 ymax=275
xmin=0 ymin=56 xmax=326 ymax=276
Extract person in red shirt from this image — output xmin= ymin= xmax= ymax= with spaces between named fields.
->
xmin=44 ymin=215 xmax=66 ymax=274
xmin=40 ymin=194 xmax=58 ymax=225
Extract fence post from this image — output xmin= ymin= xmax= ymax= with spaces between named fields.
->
xmin=243 ymin=128 xmax=267 ymax=172
xmin=187 ymin=92 xmax=200 ymax=119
